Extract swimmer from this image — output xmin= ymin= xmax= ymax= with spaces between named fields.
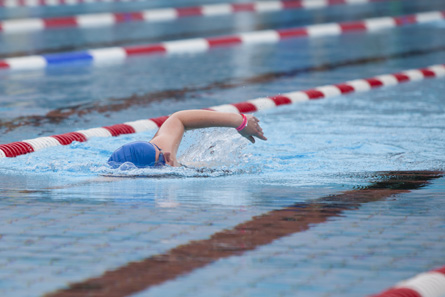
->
xmin=108 ymin=110 xmax=267 ymax=168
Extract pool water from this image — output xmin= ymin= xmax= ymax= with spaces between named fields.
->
xmin=0 ymin=0 xmax=445 ymax=296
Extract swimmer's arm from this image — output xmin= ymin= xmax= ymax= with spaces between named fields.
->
xmin=162 ymin=110 xmax=267 ymax=143
xmin=150 ymin=110 xmax=266 ymax=166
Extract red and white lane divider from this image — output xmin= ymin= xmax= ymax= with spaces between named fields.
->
xmin=0 ymin=64 xmax=444 ymax=158
xmin=370 ymin=266 xmax=445 ymax=297
xmin=0 ymin=0 xmax=391 ymax=9
xmin=1 ymin=11 xmax=444 ymax=72
xmin=0 ymin=0 xmax=142 ymax=7
xmin=0 ymin=0 xmax=391 ymax=33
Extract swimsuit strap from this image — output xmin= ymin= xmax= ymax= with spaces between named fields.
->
xmin=151 ymin=142 xmax=163 ymax=152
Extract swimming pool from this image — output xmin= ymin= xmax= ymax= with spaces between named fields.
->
xmin=0 ymin=0 xmax=445 ymax=296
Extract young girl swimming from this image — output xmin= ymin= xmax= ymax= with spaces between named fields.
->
xmin=108 ymin=110 xmax=267 ymax=168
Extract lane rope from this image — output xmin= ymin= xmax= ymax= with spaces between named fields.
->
xmin=0 ymin=0 xmax=393 ymax=33
xmin=0 ymin=0 xmax=146 ymax=7
xmin=0 ymin=10 xmax=444 ymax=71
xmin=369 ymin=266 xmax=445 ymax=297
xmin=0 ymin=0 xmax=394 ymax=9
xmin=0 ymin=64 xmax=444 ymax=158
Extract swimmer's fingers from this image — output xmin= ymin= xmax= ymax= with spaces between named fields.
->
xmin=256 ymin=131 xmax=268 ymax=141
xmin=245 ymin=115 xmax=262 ymax=131
xmin=241 ymin=131 xmax=267 ymax=143
xmin=238 ymin=129 xmax=254 ymax=143
xmin=239 ymin=115 xmax=267 ymax=143
xmin=249 ymin=115 xmax=267 ymax=141
xmin=253 ymin=128 xmax=267 ymax=141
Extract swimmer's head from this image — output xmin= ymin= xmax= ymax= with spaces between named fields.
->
xmin=108 ymin=141 xmax=165 ymax=169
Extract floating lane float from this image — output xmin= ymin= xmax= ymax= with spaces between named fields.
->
xmin=370 ymin=266 xmax=445 ymax=297
xmin=0 ymin=0 xmax=394 ymax=33
xmin=0 ymin=11 xmax=444 ymax=71
xmin=0 ymin=0 xmax=394 ymax=9
xmin=0 ymin=64 xmax=444 ymax=158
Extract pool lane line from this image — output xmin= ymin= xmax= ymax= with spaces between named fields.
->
xmin=0 ymin=0 xmax=396 ymax=34
xmin=2 ymin=43 xmax=445 ymax=134
xmin=0 ymin=10 xmax=444 ymax=72
xmin=370 ymin=266 xmax=445 ymax=297
xmin=43 ymin=171 xmax=444 ymax=297
xmin=0 ymin=63 xmax=444 ymax=159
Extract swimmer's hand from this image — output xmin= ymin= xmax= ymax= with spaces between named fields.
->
xmin=238 ymin=114 xmax=268 ymax=143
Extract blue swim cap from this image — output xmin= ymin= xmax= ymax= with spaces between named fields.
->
xmin=108 ymin=141 xmax=165 ymax=168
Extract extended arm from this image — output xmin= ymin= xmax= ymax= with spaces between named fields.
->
xmin=150 ymin=110 xmax=267 ymax=166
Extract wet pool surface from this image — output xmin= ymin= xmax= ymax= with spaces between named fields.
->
xmin=1 ymin=0 xmax=445 ymax=296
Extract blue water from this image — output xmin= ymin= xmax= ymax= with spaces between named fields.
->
xmin=1 ymin=0 xmax=445 ymax=296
